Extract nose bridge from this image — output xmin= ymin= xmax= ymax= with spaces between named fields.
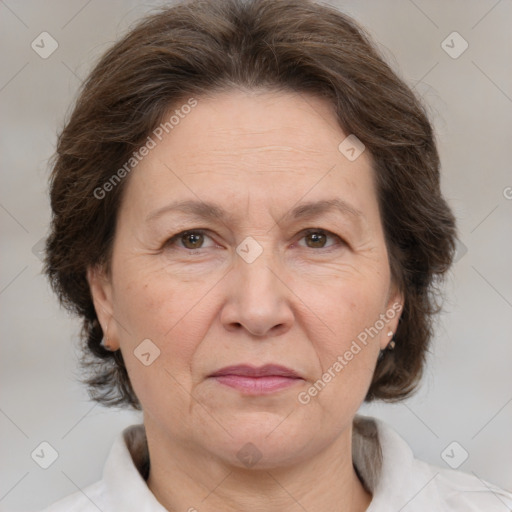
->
xmin=235 ymin=235 xmax=281 ymax=302
xmin=221 ymin=235 xmax=293 ymax=337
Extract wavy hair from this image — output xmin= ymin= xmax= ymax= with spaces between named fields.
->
xmin=45 ymin=0 xmax=456 ymax=408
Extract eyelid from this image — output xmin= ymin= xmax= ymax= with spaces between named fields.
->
xmin=296 ymin=228 xmax=344 ymax=248
xmin=164 ymin=227 xmax=345 ymax=251
xmin=166 ymin=229 xmax=216 ymax=249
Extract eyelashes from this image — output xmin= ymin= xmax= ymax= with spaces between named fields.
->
xmin=298 ymin=228 xmax=343 ymax=249
xmin=164 ymin=228 xmax=345 ymax=253
xmin=166 ymin=229 xmax=216 ymax=251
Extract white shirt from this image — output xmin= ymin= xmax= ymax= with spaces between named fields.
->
xmin=40 ymin=415 xmax=512 ymax=511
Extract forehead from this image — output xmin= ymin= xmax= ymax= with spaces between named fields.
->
xmin=165 ymin=89 xmax=353 ymax=163
xmin=120 ymin=89 xmax=378 ymax=221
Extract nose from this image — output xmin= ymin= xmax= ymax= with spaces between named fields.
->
xmin=220 ymin=247 xmax=294 ymax=338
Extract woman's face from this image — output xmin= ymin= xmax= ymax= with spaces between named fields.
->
xmin=89 ymin=89 xmax=402 ymax=468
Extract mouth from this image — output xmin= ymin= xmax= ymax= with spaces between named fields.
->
xmin=209 ymin=364 xmax=304 ymax=395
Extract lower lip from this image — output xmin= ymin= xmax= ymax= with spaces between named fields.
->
xmin=212 ymin=375 xmax=302 ymax=394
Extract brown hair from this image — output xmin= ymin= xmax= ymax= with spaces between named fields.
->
xmin=45 ymin=0 xmax=456 ymax=409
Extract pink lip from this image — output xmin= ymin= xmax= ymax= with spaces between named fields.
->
xmin=209 ymin=365 xmax=303 ymax=395
xmin=210 ymin=364 xmax=301 ymax=378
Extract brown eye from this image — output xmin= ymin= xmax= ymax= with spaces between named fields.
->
xmin=180 ymin=231 xmax=205 ymax=249
xmin=305 ymin=231 xmax=327 ymax=248
xmin=165 ymin=229 xmax=215 ymax=251
xmin=299 ymin=229 xmax=342 ymax=249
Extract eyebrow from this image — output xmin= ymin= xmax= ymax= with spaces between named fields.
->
xmin=146 ymin=198 xmax=364 ymax=227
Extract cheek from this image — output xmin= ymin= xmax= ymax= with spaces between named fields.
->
xmin=112 ymin=264 xmax=213 ymax=374
xmin=113 ymin=271 xmax=208 ymax=417
xmin=304 ymin=274 xmax=388 ymax=348
xmin=295 ymin=272 xmax=388 ymax=404
xmin=297 ymin=289 xmax=382 ymax=413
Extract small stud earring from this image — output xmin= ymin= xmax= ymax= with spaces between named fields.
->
xmin=378 ymin=332 xmax=396 ymax=361
xmin=387 ymin=331 xmax=396 ymax=351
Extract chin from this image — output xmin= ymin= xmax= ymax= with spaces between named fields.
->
xmin=201 ymin=413 xmax=317 ymax=469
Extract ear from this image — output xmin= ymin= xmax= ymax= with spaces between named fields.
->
xmin=87 ymin=265 xmax=120 ymax=350
xmin=380 ymin=284 xmax=404 ymax=350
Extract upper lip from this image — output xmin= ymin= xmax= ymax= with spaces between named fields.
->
xmin=209 ymin=364 xmax=302 ymax=379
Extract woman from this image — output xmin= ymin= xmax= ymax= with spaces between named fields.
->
xmin=42 ymin=0 xmax=512 ymax=510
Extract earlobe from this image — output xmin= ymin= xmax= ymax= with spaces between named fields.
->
xmin=86 ymin=266 xmax=120 ymax=350
xmin=381 ymin=287 xmax=403 ymax=350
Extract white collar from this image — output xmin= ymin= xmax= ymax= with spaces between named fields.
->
xmin=352 ymin=415 xmax=448 ymax=511
xmin=95 ymin=414 xmax=510 ymax=511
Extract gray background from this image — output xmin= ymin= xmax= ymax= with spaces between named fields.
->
xmin=1 ymin=0 xmax=511 ymax=510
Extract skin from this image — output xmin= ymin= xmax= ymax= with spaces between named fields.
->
xmin=88 ymin=89 xmax=403 ymax=512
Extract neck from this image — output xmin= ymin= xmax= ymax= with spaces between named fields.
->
xmin=145 ymin=422 xmax=372 ymax=512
